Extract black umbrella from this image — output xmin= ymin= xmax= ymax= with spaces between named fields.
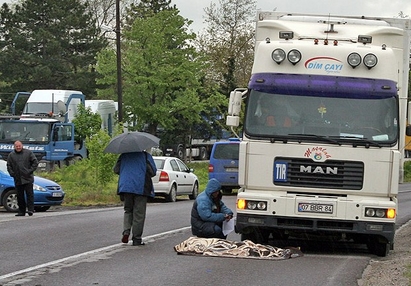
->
xmin=104 ymin=131 xmax=160 ymax=154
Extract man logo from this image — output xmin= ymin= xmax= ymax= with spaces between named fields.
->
xmin=300 ymin=165 xmax=338 ymax=175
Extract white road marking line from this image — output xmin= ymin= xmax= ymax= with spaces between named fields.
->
xmin=0 ymin=226 xmax=191 ymax=281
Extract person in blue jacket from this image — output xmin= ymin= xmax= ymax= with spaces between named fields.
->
xmin=115 ymin=151 xmax=157 ymax=246
xmin=191 ymin=178 xmax=234 ymax=239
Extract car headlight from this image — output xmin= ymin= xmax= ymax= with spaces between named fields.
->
xmin=33 ymin=184 xmax=47 ymax=192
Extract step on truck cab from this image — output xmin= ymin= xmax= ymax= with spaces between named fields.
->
xmin=226 ymin=11 xmax=411 ymax=256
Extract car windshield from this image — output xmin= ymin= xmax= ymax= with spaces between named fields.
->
xmin=244 ymin=90 xmax=398 ymax=145
xmin=0 ymin=160 xmax=10 ymax=175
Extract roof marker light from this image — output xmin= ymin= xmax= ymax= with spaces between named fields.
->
xmin=279 ymin=31 xmax=294 ymax=40
xmin=358 ymin=35 xmax=372 ymax=44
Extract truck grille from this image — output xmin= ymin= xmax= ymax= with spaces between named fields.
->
xmin=275 ymin=157 xmax=364 ymax=190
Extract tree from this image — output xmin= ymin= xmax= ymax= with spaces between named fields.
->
xmin=96 ymin=9 xmax=209 ymax=136
xmin=0 ymin=0 xmax=108 ymax=96
xmin=197 ymin=0 xmax=256 ymax=95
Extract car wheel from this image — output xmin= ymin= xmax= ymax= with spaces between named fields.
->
xmin=34 ymin=206 xmax=50 ymax=212
xmin=189 ymin=182 xmax=198 ymax=200
xmin=166 ymin=184 xmax=177 ymax=202
xmin=2 ymin=189 xmax=19 ymax=212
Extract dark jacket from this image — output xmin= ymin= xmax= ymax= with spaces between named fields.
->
xmin=116 ymin=151 xmax=157 ymax=197
xmin=191 ymin=178 xmax=233 ymax=238
xmin=7 ymin=148 xmax=38 ymax=185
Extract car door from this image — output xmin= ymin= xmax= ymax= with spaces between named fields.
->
xmin=175 ymin=159 xmax=193 ymax=194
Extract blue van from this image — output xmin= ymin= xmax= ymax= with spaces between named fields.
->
xmin=208 ymin=139 xmax=240 ymax=194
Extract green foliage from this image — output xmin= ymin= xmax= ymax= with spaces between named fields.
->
xmin=72 ymin=104 xmax=102 ymax=140
xmin=39 ymin=130 xmax=119 ymax=205
xmin=97 ymin=9 xmax=204 ymax=135
xmin=404 ymin=161 xmax=411 ymax=182
xmin=86 ymin=129 xmax=118 ymax=186
xmin=187 ymin=161 xmax=209 ymax=191
xmin=0 ymin=0 xmax=108 ymax=96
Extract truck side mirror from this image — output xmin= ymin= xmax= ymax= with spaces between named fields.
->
xmin=226 ymin=90 xmax=246 ymax=127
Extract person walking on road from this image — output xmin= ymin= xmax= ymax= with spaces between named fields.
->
xmin=191 ymin=178 xmax=234 ymax=239
xmin=6 ymin=140 xmax=38 ymax=216
xmin=114 ymin=151 xmax=157 ymax=246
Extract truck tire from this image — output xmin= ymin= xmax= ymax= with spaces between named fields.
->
xmin=367 ymin=239 xmax=390 ymax=257
xmin=199 ymin=147 xmax=208 ymax=161
xmin=177 ymin=146 xmax=184 ymax=160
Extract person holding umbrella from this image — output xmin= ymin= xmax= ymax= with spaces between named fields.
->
xmin=105 ymin=132 xmax=159 ymax=246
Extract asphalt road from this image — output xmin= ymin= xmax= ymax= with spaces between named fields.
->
xmin=1 ymin=184 xmax=411 ymax=286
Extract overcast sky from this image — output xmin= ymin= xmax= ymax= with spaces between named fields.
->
xmin=171 ymin=0 xmax=411 ymax=32
xmin=0 ymin=0 xmax=410 ymax=33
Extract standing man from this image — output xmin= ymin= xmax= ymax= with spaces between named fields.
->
xmin=115 ymin=151 xmax=157 ymax=246
xmin=7 ymin=140 xmax=38 ymax=216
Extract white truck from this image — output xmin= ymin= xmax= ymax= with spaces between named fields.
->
xmin=226 ymin=12 xmax=410 ymax=256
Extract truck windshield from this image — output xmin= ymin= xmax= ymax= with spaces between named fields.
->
xmin=23 ymin=102 xmax=59 ymax=114
xmin=0 ymin=121 xmax=50 ymax=143
xmin=244 ymin=90 xmax=398 ymax=145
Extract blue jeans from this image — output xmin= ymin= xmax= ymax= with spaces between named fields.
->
xmin=123 ymin=193 xmax=148 ymax=242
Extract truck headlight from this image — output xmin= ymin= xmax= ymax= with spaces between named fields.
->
xmin=237 ymin=199 xmax=267 ymax=211
xmin=365 ymin=207 xmax=395 ymax=219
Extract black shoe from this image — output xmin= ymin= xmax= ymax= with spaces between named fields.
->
xmin=27 ymin=211 xmax=34 ymax=216
xmin=132 ymin=240 xmax=145 ymax=246
xmin=15 ymin=213 xmax=25 ymax=216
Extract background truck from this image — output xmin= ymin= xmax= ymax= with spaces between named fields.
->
xmin=226 ymin=11 xmax=410 ymax=256
xmin=1 ymin=90 xmax=118 ymax=170
xmin=0 ymin=90 xmax=88 ymax=171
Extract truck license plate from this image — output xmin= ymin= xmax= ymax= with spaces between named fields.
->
xmin=298 ymin=203 xmax=333 ymax=214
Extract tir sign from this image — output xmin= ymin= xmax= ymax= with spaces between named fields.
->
xmin=274 ymin=162 xmax=288 ymax=182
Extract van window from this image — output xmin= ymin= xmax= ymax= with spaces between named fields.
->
xmin=213 ymin=144 xmax=239 ymax=160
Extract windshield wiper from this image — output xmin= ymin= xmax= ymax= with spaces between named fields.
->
xmin=287 ymin=134 xmax=342 ymax=145
xmin=329 ymin=135 xmax=382 ymax=148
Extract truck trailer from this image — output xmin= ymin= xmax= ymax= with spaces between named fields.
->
xmin=226 ymin=12 xmax=410 ymax=256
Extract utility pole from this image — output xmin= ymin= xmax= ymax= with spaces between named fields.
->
xmin=116 ymin=0 xmax=123 ymax=123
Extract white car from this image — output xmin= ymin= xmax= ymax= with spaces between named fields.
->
xmin=152 ymin=156 xmax=199 ymax=202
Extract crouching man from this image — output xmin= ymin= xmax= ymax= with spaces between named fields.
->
xmin=191 ymin=178 xmax=233 ymax=239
